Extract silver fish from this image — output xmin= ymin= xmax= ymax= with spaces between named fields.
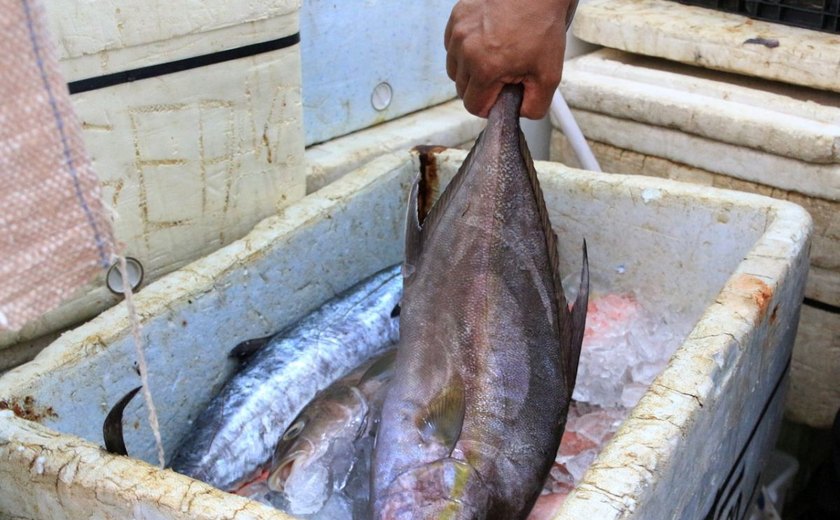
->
xmin=169 ymin=265 xmax=402 ymax=491
xmin=267 ymin=349 xmax=396 ymax=516
xmin=371 ymin=85 xmax=589 ymax=519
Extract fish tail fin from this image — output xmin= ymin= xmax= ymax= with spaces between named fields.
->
xmin=566 ymin=241 xmax=589 ymax=391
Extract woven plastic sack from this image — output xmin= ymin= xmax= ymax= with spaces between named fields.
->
xmin=0 ymin=0 xmax=114 ymax=331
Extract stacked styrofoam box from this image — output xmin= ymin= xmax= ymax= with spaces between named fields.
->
xmin=551 ymin=48 xmax=840 ymax=428
xmin=0 ymin=1 xmax=305 ymax=364
xmin=0 ymin=149 xmax=811 ymax=519
xmin=300 ymin=0 xmax=458 ymax=145
xmin=571 ymin=0 xmax=840 ymax=94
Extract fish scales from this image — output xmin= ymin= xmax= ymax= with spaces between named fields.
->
xmin=372 ymin=85 xmax=589 ymax=519
xmin=169 ymin=265 xmax=402 ymax=491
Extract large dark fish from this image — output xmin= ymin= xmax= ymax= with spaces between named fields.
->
xmin=371 ymin=85 xmax=589 ymax=519
xmin=267 ymin=349 xmax=396 ymax=516
xmin=169 ymin=265 xmax=402 ymax=491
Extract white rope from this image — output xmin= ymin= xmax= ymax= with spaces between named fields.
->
xmin=119 ymin=255 xmax=165 ymax=468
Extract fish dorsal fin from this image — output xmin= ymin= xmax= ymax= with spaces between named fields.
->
xmin=516 ymin=129 xmax=589 ymax=397
xmin=566 ymin=241 xmax=590 ymax=393
xmin=405 ymin=135 xmax=484 ymax=267
xmin=416 ymin=377 xmax=466 ymax=452
xmin=517 ymin=129 xmax=568 ymax=313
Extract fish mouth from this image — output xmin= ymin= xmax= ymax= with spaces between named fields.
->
xmin=267 ymin=450 xmax=308 ymax=492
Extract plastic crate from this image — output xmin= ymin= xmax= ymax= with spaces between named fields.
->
xmin=675 ymin=0 xmax=840 ymax=34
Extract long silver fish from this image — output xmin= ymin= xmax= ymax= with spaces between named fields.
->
xmin=371 ymin=85 xmax=589 ymax=519
xmin=169 ymin=265 xmax=402 ymax=491
xmin=267 ymin=349 xmax=396 ymax=516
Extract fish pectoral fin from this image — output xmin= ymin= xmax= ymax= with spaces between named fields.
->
xmin=416 ymin=379 xmax=466 ymax=452
xmin=360 ymin=349 xmax=397 ymax=384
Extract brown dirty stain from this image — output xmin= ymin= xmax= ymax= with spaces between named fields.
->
xmin=412 ymin=145 xmax=448 ymax=224
xmin=732 ymin=274 xmax=774 ymax=323
xmin=81 ymin=121 xmax=114 ymax=131
xmin=770 ymin=304 xmax=780 ymax=325
xmin=262 ymin=130 xmax=273 ymax=164
xmin=0 ymin=396 xmax=58 ymax=422
xmin=181 ymin=319 xmax=188 ymax=327
xmin=743 ymin=37 xmax=780 ymax=49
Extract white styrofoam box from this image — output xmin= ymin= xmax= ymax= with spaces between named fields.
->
xmin=300 ymin=0 xmax=457 ymax=145
xmin=553 ymin=137 xmax=840 ymax=430
xmin=0 ymin=3 xmax=305 ymax=354
xmin=571 ymin=0 xmax=840 ymax=93
xmin=305 ymin=99 xmax=483 ymax=194
xmin=551 ymin=48 xmax=838 ymax=428
xmin=0 ymin=148 xmax=810 ymax=519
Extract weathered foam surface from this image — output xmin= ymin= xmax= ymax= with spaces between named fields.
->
xmin=0 ymin=149 xmax=811 ymax=519
xmin=299 ymin=0 xmax=458 ymax=145
xmin=572 ymin=0 xmax=840 ymax=94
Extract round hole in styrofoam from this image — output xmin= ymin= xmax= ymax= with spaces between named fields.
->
xmin=106 ymin=257 xmax=144 ymax=295
xmin=371 ymin=82 xmax=393 ymax=111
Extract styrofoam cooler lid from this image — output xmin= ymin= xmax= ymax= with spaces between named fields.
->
xmin=560 ymin=49 xmax=840 ymax=201
xmin=44 ymin=0 xmax=301 ymax=81
xmin=571 ymin=0 xmax=840 ymax=94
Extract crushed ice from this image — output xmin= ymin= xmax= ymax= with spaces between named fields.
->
xmin=529 ymin=290 xmax=688 ymax=518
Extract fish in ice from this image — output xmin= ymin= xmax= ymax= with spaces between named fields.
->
xmin=371 ymin=84 xmax=589 ymax=519
xmin=267 ymin=349 xmax=396 ymax=516
xmin=169 ymin=264 xmax=402 ymax=491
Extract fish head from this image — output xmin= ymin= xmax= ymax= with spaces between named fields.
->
xmin=375 ymin=458 xmax=491 ymax=520
xmin=268 ymin=386 xmax=368 ymax=494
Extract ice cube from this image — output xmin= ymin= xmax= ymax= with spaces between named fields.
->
xmin=284 ymin=459 xmax=330 ymax=515
xmin=312 ymin=492 xmax=352 ymax=520
xmin=620 ymin=382 xmax=648 ymax=409
xmin=565 ymin=449 xmax=598 ymax=482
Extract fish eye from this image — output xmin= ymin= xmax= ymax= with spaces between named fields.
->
xmin=282 ymin=420 xmax=305 ymax=441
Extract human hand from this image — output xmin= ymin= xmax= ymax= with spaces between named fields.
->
xmin=444 ymin=0 xmax=577 ymax=119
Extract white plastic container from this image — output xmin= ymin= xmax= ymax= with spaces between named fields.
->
xmin=551 ymin=48 xmax=839 ymax=428
xmin=0 ymin=149 xmax=811 ymax=519
xmin=0 ymin=1 xmax=305 ymax=356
